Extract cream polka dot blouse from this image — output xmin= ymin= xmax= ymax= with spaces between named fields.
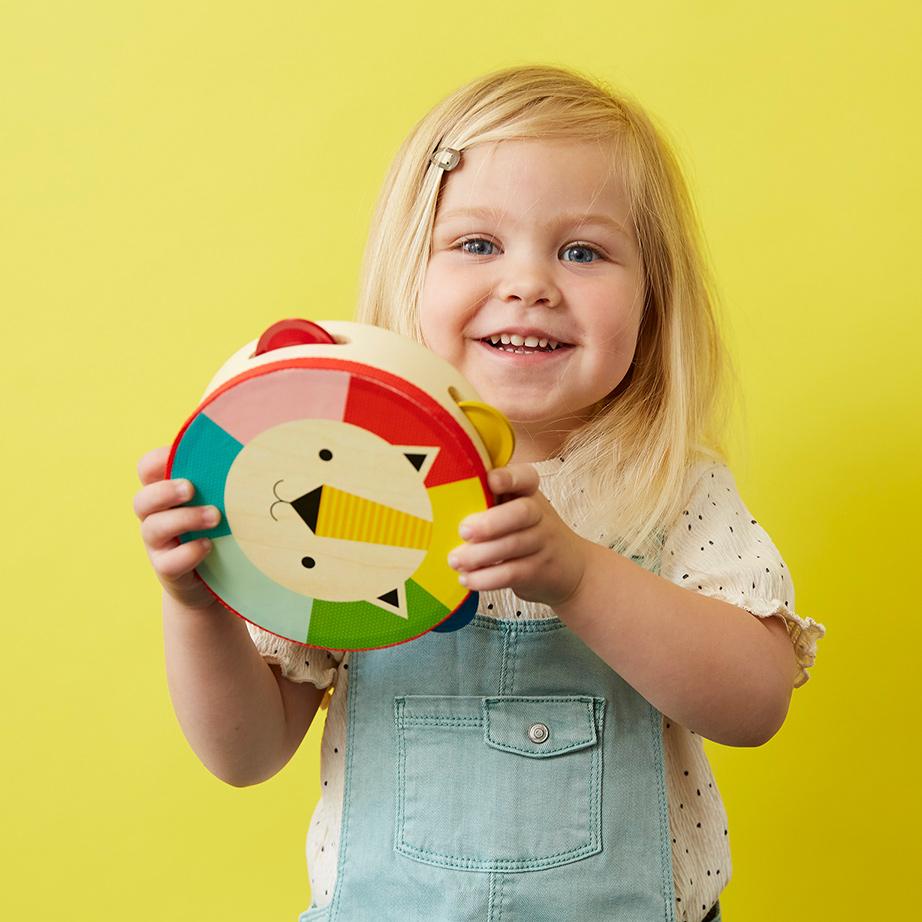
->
xmin=248 ymin=459 xmax=826 ymax=922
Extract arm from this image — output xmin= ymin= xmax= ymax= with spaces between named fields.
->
xmin=135 ymin=445 xmax=325 ymax=787
xmin=553 ymin=541 xmax=797 ymax=747
xmin=163 ymin=593 xmax=326 ymax=786
xmin=449 ymin=464 xmax=798 ymax=749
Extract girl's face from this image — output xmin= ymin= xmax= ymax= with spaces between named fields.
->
xmin=419 ymin=139 xmax=644 ymax=462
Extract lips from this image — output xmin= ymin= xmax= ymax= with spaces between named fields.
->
xmin=477 ymin=339 xmax=574 ymax=359
xmin=480 ymin=328 xmax=573 ymax=346
xmin=478 ymin=331 xmax=574 ymax=354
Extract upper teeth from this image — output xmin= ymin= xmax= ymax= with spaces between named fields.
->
xmin=488 ymin=333 xmax=561 ymax=348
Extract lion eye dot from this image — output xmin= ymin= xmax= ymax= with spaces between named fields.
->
xmin=319 ymin=449 xmax=333 ymax=461
xmin=301 ymin=557 xmax=316 ymax=569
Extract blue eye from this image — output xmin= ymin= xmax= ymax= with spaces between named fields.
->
xmin=561 ymin=243 xmax=602 ymax=263
xmin=459 ymin=238 xmax=497 ymax=256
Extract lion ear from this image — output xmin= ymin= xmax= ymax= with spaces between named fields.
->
xmin=395 ymin=446 xmax=440 ymax=481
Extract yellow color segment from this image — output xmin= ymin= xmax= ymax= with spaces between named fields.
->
xmin=412 ymin=476 xmax=486 ymax=605
xmin=316 ymin=484 xmax=433 ymax=549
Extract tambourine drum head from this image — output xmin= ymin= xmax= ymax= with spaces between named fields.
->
xmin=168 ymin=358 xmax=490 ymax=650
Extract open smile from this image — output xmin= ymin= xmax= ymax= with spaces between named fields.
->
xmin=477 ymin=338 xmax=575 ymax=359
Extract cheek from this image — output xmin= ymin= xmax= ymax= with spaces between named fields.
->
xmin=419 ymin=264 xmax=480 ymax=343
xmin=594 ymin=311 xmax=642 ymax=374
xmin=596 ymin=282 xmax=643 ymax=344
xmin=418 ymin=290 xmax=455 ymax=359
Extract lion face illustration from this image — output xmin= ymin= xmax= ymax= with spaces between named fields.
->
xmin=226 ymin=418 xmax=438 ymax=618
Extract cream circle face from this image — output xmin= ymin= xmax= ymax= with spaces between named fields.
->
xmin=224 ymin=418 xmax=437 ymax=605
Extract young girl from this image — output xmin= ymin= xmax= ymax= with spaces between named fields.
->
xmin=134 ymin=65 xmax=826 ymax=922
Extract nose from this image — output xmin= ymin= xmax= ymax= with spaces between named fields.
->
xmin=495 ymin=252 xmax=561 ymax=308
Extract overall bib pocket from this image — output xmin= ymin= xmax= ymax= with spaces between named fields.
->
xmin=394 ymin=694 xmax=605 ymax=873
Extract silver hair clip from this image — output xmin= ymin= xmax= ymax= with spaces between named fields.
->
xmin=430 ymin=147 xmax=461 ymax=171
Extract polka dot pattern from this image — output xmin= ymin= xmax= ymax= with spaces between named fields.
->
xmin=246 ymin=622 xmax=342 ymax=690
xmin=660 ymin=462 xmax=826 ymax=691
xmin=247 ymin=458 xmax=825 ymax=921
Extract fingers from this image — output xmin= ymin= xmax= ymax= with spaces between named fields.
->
xmin=455 ymin=558 xmax=528 ymax=593
xmin=460 ymin=495 xmax=542 ymax=542
xmin=141 ymin=504 xmax=222 ymax=551
xmin=134 ymin=446 xmax=220 ymax=607
xmin=151 ymin=537 xmax=215 ymax=581
xmin=137 ymin=446 xmax=171 ymax=486
xmin=487 ymin=463 xmax=539 ymax=499
xmin=448 ymin=526 xmax=543 ymax=573
xmin=133 ymin=477 xmax=194 ymax=520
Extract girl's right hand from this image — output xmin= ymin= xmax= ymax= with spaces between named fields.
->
xmin=134 ymin=445 xmax=222 ymax=611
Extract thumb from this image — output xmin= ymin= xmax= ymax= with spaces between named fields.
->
xmin=488 ymin=463 xmax=540 ymax=499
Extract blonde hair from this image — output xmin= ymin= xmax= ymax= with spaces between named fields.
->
xmin=356 ymin=64 xmax=738 ymax=561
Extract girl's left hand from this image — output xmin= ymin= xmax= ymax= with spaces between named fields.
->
xmin=447 ymin=464 xmax=591 ymax=608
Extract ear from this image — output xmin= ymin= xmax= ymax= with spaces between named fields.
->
xmin=394 ymin=445 xmax=440 ymax=481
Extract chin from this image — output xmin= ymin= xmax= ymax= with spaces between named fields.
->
xmin=498 ymin=406 xmax=568 ymax=428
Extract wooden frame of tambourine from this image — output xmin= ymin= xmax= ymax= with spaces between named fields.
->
xmin=166 ymin=319 xmax=514 ymax=652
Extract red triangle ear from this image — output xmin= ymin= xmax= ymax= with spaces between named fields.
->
xmin=254 ymin=318 xmax=336 ymax=355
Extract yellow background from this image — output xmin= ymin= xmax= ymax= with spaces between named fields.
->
xmin=2 ymin=1 xmax=918 ymax=919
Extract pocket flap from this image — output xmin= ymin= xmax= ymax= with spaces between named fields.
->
xmin=482 ymin=696 xmax=599 ymax=758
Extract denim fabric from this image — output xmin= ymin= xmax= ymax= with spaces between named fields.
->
xmin=300 ymin=615 xmax=677 ymax=921
xmin=395 ymin=694 xmax=605 ymax=871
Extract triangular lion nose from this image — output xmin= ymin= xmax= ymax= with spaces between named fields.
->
xmin=290 ymin=486 xmax=322 ymax=533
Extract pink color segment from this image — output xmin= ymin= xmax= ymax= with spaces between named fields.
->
xmin=203 ymin=367 xmax=350 ymax=443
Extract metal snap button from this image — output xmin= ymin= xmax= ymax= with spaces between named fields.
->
xmin=528 ymin=722 xmax=549 ymax=744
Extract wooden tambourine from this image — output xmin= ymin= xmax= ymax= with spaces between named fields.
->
xmin=166 ymin=319 xmax=515 ymax=651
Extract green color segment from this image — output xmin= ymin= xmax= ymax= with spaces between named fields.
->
xmin=306 ymin=580 xmax=449 ymax=649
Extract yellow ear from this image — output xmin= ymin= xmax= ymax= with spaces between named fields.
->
xmin=458 ymin=401 xmax=515 ymax=469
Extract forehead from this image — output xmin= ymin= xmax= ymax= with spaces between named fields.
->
xmin=434 ymin=139 xmax=630 ymax=224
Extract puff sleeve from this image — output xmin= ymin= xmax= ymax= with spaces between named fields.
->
xmin=661 ymin=462 xmax=826 ymax=688
xmin=246 ymin=622 xmax=343 ymax=689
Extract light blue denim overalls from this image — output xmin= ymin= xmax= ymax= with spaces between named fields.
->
xmin=299 ymin=609 xmax=722 ymax=922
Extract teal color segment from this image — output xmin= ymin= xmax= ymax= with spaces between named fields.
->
xmin=171 ymin=412 xmax=242 ymax=542
xmin=198 ymin=534 xmax=313 ymax=643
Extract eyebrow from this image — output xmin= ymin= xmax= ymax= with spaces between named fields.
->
xmin=435 ymin=206 xmax=633 ymax=240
